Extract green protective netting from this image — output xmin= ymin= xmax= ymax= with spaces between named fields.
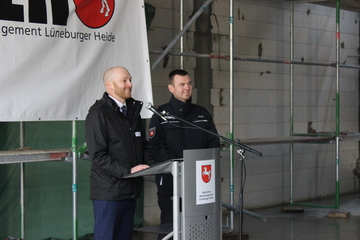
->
xmin=0 ymin=121 xmax=145 ymax=240
xmin=0 ymin=121 xmax=93 ymax=240
xmin=145 ymin=3 xmax=155 ymax=30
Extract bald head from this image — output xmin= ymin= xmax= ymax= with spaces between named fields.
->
xmin=103 ymin=66 xmax=133 ymax=103
xmin=103 ymin=66 xmax=130 ymax=85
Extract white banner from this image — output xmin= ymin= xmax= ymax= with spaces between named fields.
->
xmin=0 ymin=0 xmax=153 ymax=121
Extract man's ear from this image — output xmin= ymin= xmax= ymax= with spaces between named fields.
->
xmin=105 ymin=81 xmax=113 ymax=91
xmin=168 ymin=84 xmax=174 ymax=94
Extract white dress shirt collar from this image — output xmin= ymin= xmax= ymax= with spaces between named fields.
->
xmin=108 ymin=94 xmax=126 ymax=108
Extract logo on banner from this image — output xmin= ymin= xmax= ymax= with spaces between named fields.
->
xmin=74 ymin=0 xmax=115 ymax=28
xmin=1 ymin=0 xmax=117 ymax=42
xmin=201 ymin=165 xmax=212 ymax=183
xmin=0 ymin=0 xmax=114 ymax=28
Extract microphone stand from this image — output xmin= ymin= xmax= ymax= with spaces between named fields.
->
xmin=162 ymin=111 xmax=262 ymax=156
xmin=237 ymin=144 xmax=246 ymax=240
xmin=161 ymin=111 xmax=262 ymax=240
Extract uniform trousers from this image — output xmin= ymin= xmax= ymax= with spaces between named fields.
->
xmin=156 ymin=174 xmax=174 ymax=240
xmin=93 ymin=199 xmax=135 ymax=240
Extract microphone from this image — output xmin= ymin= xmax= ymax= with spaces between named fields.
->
xmin=144 ymin=102 xmax=167 ymax=121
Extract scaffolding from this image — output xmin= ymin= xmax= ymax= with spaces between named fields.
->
xmin=0 ymin=124 xmax=77 ymax=240
xmin=149 ymin=0 xmax=359 ymax=230
xmin=1 ymin=0 xmax=360 ymax=238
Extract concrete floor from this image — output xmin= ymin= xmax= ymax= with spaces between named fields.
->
xmin=133 ymin=192 xmax=360 ymax=240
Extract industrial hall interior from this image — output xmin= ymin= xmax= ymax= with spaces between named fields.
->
xmin=1 ymin=0 xmax=360 ymax=239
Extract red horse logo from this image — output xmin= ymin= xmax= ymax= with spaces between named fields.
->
xmin=201 ymin=165 xmax=212 ymax=183
xmin=73 ymin=0 xmax=115 ymax=28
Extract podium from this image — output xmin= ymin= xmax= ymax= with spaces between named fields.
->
xmin=124 ymin=148 xmax=221 ymax=240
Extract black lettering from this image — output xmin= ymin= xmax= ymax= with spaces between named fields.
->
xmin=51 ymin=0 xmax=69 ymax=26
xmin=1 ymin=25 xmax=42 ymax=37
xmin=0 ymin=0 xmax=24 ymax=22
xmin=94 ymin=32 xmax=101 ymax=40
xmin=29 ymin=0 xmax=47 ymax=24
xmin=1 ymin=0 xmax=68 ymax=26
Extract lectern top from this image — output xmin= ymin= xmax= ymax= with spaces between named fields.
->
xmin=123 ymin=159 xmax=183 ymax=178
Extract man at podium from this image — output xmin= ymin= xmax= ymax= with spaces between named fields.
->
xmin=86 ymin=66 xmax=155 ymax=240
xmin=148 ymin=69 xmax=220 ymax=239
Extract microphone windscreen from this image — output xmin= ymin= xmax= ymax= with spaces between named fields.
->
xmin=144 ymin=102 xmax=152 ymax=110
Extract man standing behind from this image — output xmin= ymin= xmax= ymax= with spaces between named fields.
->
xmin=148 ymin=69 xmax=220 ymax=238
xmin=85 ymin=66 xmax=155 ymax=240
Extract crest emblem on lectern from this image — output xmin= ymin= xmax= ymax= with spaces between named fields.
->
xmin=201 ymin=165 xmax=212 ymax=183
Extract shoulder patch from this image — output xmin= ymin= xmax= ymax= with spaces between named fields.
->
xmin=149 ymin=127 xmax=156 ymax=138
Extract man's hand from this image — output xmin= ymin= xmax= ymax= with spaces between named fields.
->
xmin=131 ymin=164 xmax=150 ymax=173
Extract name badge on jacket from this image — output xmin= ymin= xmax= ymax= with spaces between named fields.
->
xmin=135 ymin=131 xmax=141 ymax=137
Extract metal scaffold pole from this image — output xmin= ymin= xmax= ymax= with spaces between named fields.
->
xmin=20 ymin=122 xmax=25 ymax=239
xmin=149 ymin=50 xmax=360 ymax=69
xmin=228 ymin=0 xmax=235 ymax=231
xmin=72 ymin=121 xmax=78 ymax=240
xmin=290 ymin=2 xmax=295 ymax=205
xmin=288 ymin=0 xmax=343 ymax=211
xmin=335 ymin=0 xmax=341 ymax=210
xmin=180 ymin=0 xmax=184 ymax=69
xmin=150 ymin=0 xmax=213 ymax=71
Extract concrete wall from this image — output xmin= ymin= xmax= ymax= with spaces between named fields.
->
xmin=143 ymin=0 xmax=359 ymax=226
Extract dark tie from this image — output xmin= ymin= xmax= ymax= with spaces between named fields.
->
xmin=121 ymin=105 xmax=127 ymax=116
